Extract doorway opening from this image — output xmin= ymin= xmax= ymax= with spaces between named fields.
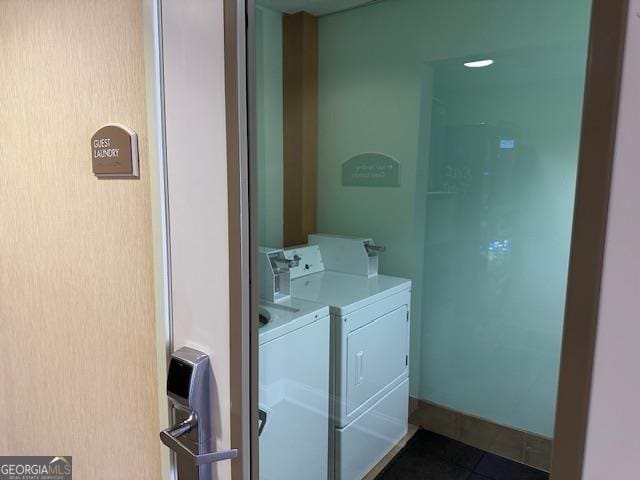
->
xmin=247 ymin=0 xmax=597 ymax=478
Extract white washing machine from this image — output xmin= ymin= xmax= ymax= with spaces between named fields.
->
xmin=285 ymin=235 xmax=411 ymax=480
xmin=258 ymin=248 xmax=331 ymax=480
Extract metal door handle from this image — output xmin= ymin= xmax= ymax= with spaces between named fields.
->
xmin=355 ymin=351 xmax=365 ymax=385
xmin=258 ymin=409 xmax=268 ymax=436
xmin=160 ymin=413 xmax=238 ymax=465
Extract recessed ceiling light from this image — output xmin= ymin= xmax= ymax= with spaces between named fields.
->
xmin=464 ymin=59 xmax=494 ymax=68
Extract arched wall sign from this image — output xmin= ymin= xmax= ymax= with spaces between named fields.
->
xmin=341 ymin=152 xmax=400 ymax=187
xmin=91 ymin=123 xmax=139 ymax=179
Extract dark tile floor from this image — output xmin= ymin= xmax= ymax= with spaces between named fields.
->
xmin=375 ymin=429 xmax=549 ymax=480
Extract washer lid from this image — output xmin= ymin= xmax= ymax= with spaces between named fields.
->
xmin=258 ymin=297 xmax=329 ymax=345
xmin=290 ymin=271 xmax=411 ymax=316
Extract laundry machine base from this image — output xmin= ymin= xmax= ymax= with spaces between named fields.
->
xmin=333 ymin=378 xmax=409 ymax=480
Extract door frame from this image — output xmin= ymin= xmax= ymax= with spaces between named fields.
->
xmin=144 ymin=0 xmax=252 ymax=479
xmin=551 ymin=0 xmax=629 ymax=478
xmin=142 ymin=0 xmax=173 ymax=478
xmin=224 ymin=0 xmax=254 ymax=479
xmin=154 ymin=0 xmax=633 ymax=479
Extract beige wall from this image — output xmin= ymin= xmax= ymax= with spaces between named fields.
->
xmin=582 ymin=2 xmax=640 ymax=478
xmin=0 ymin=1 xmax=160 ymax=478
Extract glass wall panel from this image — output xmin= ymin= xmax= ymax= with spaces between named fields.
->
xmin=254 ymin=1 xmax=592 ymax=478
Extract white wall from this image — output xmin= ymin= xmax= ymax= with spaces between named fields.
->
xmin=582 ymin=2 xmax=640 ymax=478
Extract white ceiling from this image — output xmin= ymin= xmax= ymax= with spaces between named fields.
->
xmin=257 ymin=0 xmax=377 ymax=16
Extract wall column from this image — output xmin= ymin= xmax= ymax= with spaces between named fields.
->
xmin=282 ymin=11 xmax=318 ymax=246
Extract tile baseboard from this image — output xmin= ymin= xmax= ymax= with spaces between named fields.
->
xmin=408 ymin=397 xmax=552 ymax=472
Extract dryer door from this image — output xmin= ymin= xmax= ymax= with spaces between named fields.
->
xmin=345 ymin=304 xmax=409 ymax=418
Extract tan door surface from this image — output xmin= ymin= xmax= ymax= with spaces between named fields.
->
xmin=0 ymin=1 xmax=160 ymax=478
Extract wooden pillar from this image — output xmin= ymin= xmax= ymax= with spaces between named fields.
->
xmin=282 ymin=12 xmax=318 ymax=247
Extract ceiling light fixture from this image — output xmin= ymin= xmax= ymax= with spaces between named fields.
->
xmin=464 ymin=59 xmax=494 ymax=68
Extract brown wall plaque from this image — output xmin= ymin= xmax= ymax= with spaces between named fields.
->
xmin=91 ymin=124 xmax=139 ymax=178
